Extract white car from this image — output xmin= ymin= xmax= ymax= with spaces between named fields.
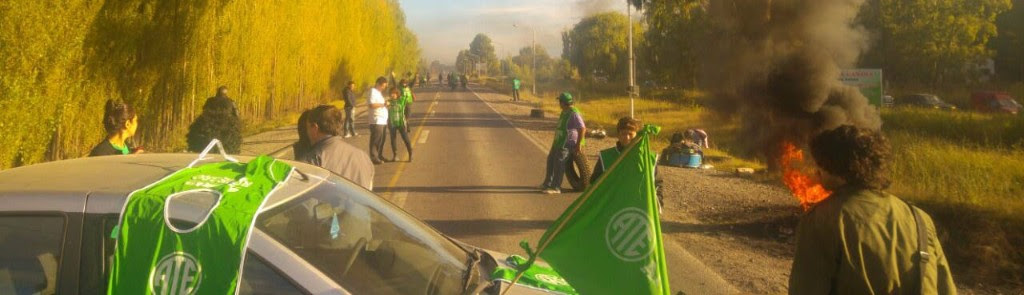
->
xmin=0 ymin=154 xmax=560 ymax=294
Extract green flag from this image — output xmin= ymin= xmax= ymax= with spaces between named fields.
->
xmin=524 ymin=124 xmax=670 ymax=295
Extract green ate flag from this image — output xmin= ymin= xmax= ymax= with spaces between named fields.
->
xmin=525 ymin=125 xmax=670 ymax=295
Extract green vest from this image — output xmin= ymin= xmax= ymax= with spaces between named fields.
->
xmin=389 ymin=99 xmax=407 ymax=128
xmin=599 ymin=147 xmax=622 ymax=170
xmin=401 ymin=87 xmax=414 ymax=105
xmin=552 ymin=107 xmax=583 ymax=150
xmin=108 ymin=155 xmax=294 ymax=295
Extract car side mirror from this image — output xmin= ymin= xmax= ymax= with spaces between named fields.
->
xmin=314 ymin=203 xmax=334 ymax=221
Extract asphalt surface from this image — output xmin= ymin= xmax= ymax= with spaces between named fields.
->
xmin=241 ymin=84 xmax=738 ymax=294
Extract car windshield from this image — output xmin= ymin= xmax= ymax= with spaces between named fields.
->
xmin=256 ymin=175 xmax=470 ymax=294
xmin=923 ymin=95 xmax=942 ymax=103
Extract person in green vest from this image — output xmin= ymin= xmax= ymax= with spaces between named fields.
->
xmin=400 ymin=79 xmax=415 ymax=133
xmin=789 ymin=125 xmax=957 ymax=295
xmin=387 ymin=88 xmax=413 ymax=162
xmin=540 ymin=92 xmax=586 ymax=194
xmin=591 ymin=117 xmax=663 ymax=207
xmin=511 ymin=77 xmax=521 ymax=102
xmin=90 ymin=99 xmax=143 ymax=156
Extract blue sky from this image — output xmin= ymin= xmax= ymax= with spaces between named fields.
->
xmin=399 ymin=0 xmax=626 ymax=64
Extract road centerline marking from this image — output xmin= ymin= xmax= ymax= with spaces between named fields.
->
xmin=418 ymin=130 xmax=430 ymax=144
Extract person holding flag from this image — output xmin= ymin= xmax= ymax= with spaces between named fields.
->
xmin=591 ymin=117 xmax=664 ymax=208
xmin=508 ymin=124 xmax=671 ymax=295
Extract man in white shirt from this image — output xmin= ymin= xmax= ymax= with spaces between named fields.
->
xmin=368 ymin=76 xmax=389 ymax=164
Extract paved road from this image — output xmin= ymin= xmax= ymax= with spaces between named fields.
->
xmin=242 ymin=84 xmax=737 ymax=294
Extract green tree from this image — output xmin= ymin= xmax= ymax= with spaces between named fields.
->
xmin=0 ymin=0 xmax=422 ymax=168
xmin=992 ymin=0 xmax=1024 ymax=82
xmin=858 ymin=0 xmax=1011 ymax=86
xmin=641 ymin=0 xmax=710 ymax=87
xmin=563 ymin=12 xmax=642 ymax=80
xmin=469 ymin=33 xmax=500 ymax=75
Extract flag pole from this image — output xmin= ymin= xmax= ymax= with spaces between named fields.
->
xmin=499 ymin=131 xmax=651 ymax=295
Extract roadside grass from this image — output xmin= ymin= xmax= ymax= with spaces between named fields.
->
xmin=882 ymin=108 xmax=1024 ymax=148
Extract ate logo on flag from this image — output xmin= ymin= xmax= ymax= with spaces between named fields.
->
xmin=606 ymin=207 xmax=654 ymax=262
xmin=149 ymin=252 xmax=202 ymax=295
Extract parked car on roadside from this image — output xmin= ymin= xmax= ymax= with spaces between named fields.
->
xmin=0 ymin=154 xmax=562 ymax=295
xmin=894 ymin=94 xmax=957 ymax=111
xmin=971 ymin=91 xmax=1022 ymax=115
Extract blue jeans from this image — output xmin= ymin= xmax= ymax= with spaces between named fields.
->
xmin=542 ymin=147 xmax=571 ymax=190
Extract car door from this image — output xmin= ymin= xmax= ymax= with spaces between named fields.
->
xmin=79 ymin=191 xmax=342 ymax=294
xmin=0 ymin=192 xmax=86 ymax=295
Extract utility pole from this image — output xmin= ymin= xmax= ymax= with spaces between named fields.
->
xmin=514 ymin=23 xmax=538 ymax=96
xmin=628 ymin=0 xmax=636 ymax=118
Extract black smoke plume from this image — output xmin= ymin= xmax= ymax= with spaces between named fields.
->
xmin=704 ymin=0 xmax=882 ymax=161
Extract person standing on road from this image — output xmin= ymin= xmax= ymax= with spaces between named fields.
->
xmin=591 ymin=117 xmax=664 ymax=207
xmin=300 ymin=105 xmax=375 ymax=190
xmin=789 ymin=125 xmax=957 ymax=295
xmin=90 ymin=99 xmax=143 ymax=156
xmin=368 ymin=77 xmax=390 ymax=164
xmin=186 ymin=86 xmax=243 ymax=154
xmin=540 ymin=93 xmax=586 ymax=194
xmin=387 ymin=88 xmax=413 ymax=162
xmin=400 ymin=79 xmax=415 ymax=132
xmin=511 ymin=77 xmax=521 ymax=102
xmin=342 ymin=81 xmax=358 ymax=138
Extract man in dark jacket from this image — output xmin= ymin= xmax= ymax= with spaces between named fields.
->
xmin=187 ymin=86 xmax=242 ymax=154
xmin=300 ymin=105 xmax=375 ymax=190
xmin=342 ymin=81 xmax=358 ymax=137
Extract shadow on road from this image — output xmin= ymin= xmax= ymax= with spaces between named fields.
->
xmin=424 ymin=218 xmax=554 ymax=237
xmin=385 ymin=185 xmax=540 ymax=194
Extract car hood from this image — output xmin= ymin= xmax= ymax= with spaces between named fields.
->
xmin=475 ymin=248 xmax=572 ymax=295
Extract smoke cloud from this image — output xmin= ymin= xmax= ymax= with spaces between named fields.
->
xmin=704 ymin=0 xmax=881 ymax=159
xmin=575 ymin=0 xmax=619 ymax=16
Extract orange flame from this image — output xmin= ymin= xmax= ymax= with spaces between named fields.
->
xmin=780 ymin=141 xmax=832 ymax=211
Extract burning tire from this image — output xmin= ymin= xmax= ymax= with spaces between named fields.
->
xmin=565 ymin=151 xmax=590 ymax=192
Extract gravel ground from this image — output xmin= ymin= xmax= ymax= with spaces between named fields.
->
xmin=473 ymin=87 xmax=799 ymax=294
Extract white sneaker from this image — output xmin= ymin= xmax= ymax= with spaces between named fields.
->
xmin=343 ymin=134 xmax=353 ymax=138
xmin=542 ymin=188 xmax=561 ymax=195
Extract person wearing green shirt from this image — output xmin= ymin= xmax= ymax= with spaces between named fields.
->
xmin=540 ymin=93 xmax=586 ymax=194
xmin=789 ymin=125 xmax=957 ymax=295
xmin=90 ymin=99 xmax=143 ymax=156
xmin=511 ymin=77 xmax=521 ymax=102
xmin=387 ymin=88 xmax=413 ymax=162
xmin=400 ymin=80 xmax=415 ymax=133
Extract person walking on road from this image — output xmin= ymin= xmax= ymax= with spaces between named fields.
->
xmin=387 ymin=88 xmax=413 ymax=162
xmin=789 ymin=125 xmax=956 ymax=295
xmin=511 ymin=77 xmax=521 ymax=102
xmin=186 ymin=86 xmax=243 ymax=154
xmin=342 ymin=81 xmax=358 ymax=137
xmin=540 ymin=92 xmax=586 ymax=194
xmin=299 ymin=105 xmax=375 ymax=190
xmin=90 ymin=99 xmax=143 ymax=156
xmin=368 ymin=77 xmax=390 ymax=164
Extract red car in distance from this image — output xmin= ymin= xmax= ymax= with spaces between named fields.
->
xmin=971 ymin=91 xmax=1023 ymax=115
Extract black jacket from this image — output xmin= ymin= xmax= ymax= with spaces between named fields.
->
xmin=343 ymin=88 xmax=357 ymax=109
xmin=89 ymin=140 xmax=129 ymax=157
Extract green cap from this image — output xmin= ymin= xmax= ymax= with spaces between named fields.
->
xmin=557 ymin=92 xmax=573 ymax=104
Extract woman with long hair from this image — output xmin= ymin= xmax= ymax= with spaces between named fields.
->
xmin=89 ymin=100 xmax=142 ymax=156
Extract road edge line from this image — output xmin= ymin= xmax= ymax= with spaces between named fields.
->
xmin=469 ymin=87 xmax=549 ymax=154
